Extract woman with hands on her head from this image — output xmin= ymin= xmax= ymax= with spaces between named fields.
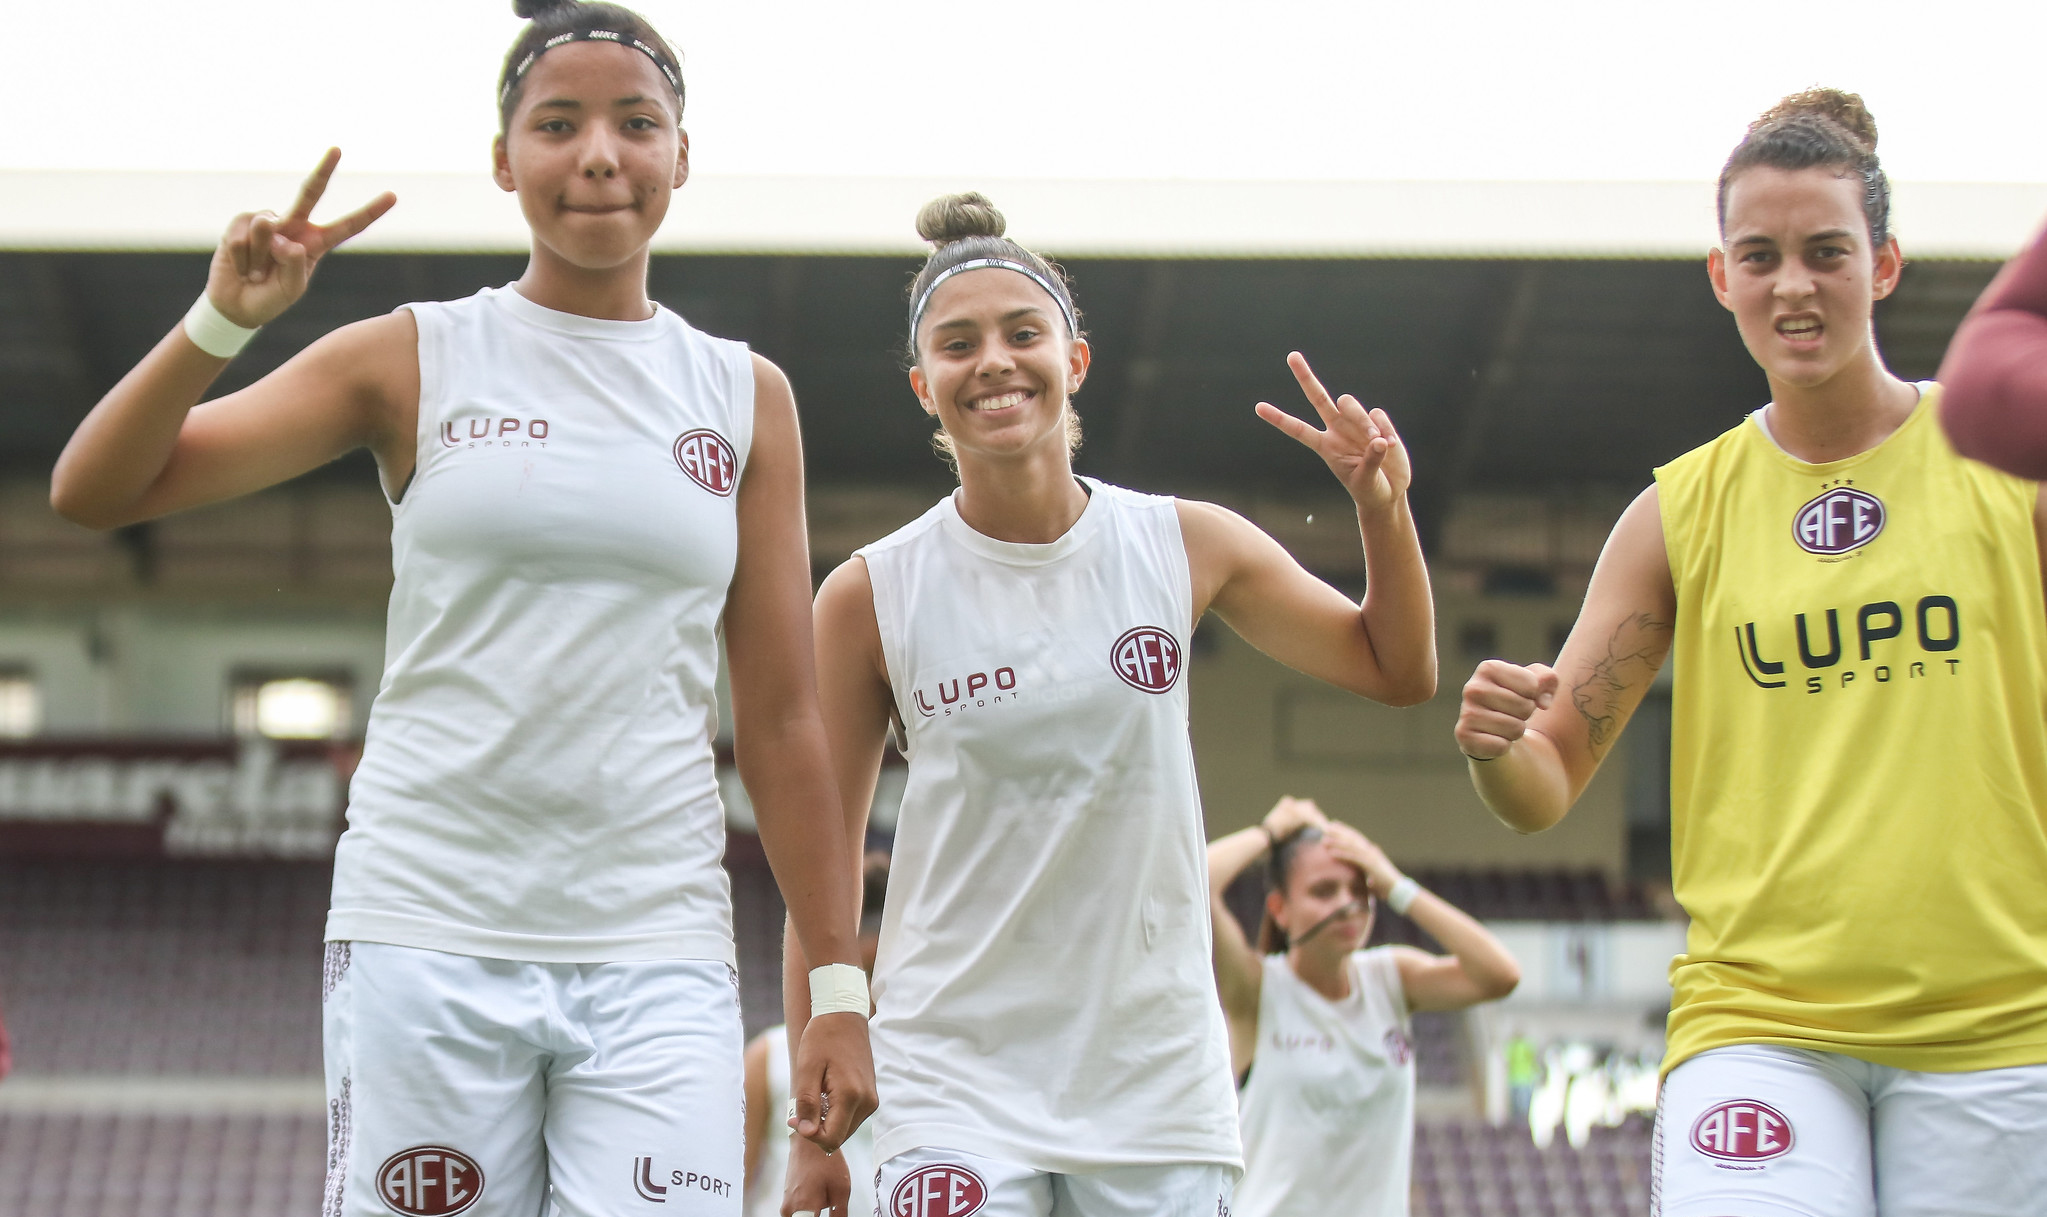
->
xmin=1208 ymin=797 xmax=1519 ymax=1217
xmin=50 ymin=3 xmax=873 ymax=1213
xmin=785 ymin=192 xmax=1436 ymax=1217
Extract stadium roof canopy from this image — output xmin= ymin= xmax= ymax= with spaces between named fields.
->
xmin=2 ymin=174 xmax=2035 ymax=553
xmin=5 ymin=172 xmax=2045 ymax=259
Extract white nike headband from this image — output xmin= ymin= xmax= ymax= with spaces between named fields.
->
xmin=909 ymin=257 xmax=1079 ymax=343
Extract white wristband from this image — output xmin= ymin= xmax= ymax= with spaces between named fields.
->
xmin=1386 ymin=876 xmax=1421 ymax=916
xmin=182 ymin=293 xmax=260 ymax=359
xmin=809 ymin=963 xmax=870 ymax=1018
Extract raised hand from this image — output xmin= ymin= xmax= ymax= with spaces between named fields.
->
xmin=1260 ymin=795 xmax=1328 ymax=842
xmin=206 ymin=148 xmax=396 ymax=329
xmin=1255 ymin=352 xmax=1412 ymax=511
xmin=1320 ymin=821 xmax=1402 ymax=897
xmin=1455 ymin=660 xmax=1560 ymax=761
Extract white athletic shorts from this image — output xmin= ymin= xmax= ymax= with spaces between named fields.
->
xmin=873 ymin=1147 xmax=1234 ymax=1217
xmin=1654 ymin=1043 xmax=2047 ymax=1217
xmin=321 ymin=941 xmax=745 ymax=1217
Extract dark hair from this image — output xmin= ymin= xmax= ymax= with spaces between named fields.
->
xmin=1717 ymin=87 xmax=1889 ymax=246
xmin=906 ymin=193 xmax=1085 ymax=467
xmin=1256 ymin=826 xmax=1325 ymax=954
xmin=499 ymin=0 xmax=684 ymax=131
xmin=859 ymin=849 xmax=890 ymax=932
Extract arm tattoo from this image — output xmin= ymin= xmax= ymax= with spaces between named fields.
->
xmin=1571 ymin=611 xmax=1670 ymax=754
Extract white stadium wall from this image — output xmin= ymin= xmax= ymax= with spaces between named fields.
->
xmin=0 ymin=609 xmax=384 ymax=737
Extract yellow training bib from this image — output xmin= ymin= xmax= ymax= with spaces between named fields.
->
xmin=1655 ymin=385 xmax=2047 ymax=1074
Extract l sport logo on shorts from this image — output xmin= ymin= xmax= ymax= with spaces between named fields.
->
xmin=1690 ymin=1099 xmax=1794 ymax=1163
xmin=377 ymin=1145 xmax=484 ymax=1215
xmin=890 ymin=1163 xmax=987 ymax=1217
xmin=633 ymin=1156 xmax=733 ymax=1203
xmin=673 ymin=429 xmax=737 ymax=496
xmin=1793 ymin=486 xmax=1884 ymax=555
xmin=1112 ymin=626 xmax=1181 ymax=694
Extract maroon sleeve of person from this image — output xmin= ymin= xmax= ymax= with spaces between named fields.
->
xmin=1939 ymin=222 xmax=2047 ymax=479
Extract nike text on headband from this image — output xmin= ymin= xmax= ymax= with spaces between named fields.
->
xmin=501 ymin=28 xmax=682 ymax=107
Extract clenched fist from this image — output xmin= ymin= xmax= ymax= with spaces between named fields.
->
xmin=1454 ymin=660 xmax=1561 ymax=761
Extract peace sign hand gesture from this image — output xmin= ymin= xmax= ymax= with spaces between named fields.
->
xmin=1255 ymin=352 xmax=1413 ymax=513
xmin=206 ymin=148 xmax=395 ymax=329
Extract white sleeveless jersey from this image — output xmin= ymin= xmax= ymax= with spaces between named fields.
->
xmin=857 ymin=479 xmax=1240 ymax=1174
xmin=745 ymin=1025 xmax=876 ymax=1217
xmin=329 ymin=285 xmax=752 ymax=963
xmin=1235 ymin=948 xmax=1415 ymax=1217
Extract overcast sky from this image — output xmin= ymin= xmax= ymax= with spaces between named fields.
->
xmin=8 ymin=0 xmax=2044 ymax=183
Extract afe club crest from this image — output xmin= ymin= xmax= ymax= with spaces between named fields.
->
xmin=890 ymin=1164 xmax=988 ymax=1217
xmin=376 ymin=1146 xmax=484 ymax=1216
xmin=1793 ymin=486 xmax=1884 ymax=556
xmin=1111 ymin=627 xmax=1182 ymax=694
xmin=673 ymin=429 xmax=737 ymax=496
xmin=1690 ymin=1100 xmax=1794 ymax=1162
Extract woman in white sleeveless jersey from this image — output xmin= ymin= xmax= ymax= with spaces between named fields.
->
xmin=778 ymin=192 xmax=1439 ymax=1217
xmin=1207 ymin=797 xmax=1519 ymax=1217
xmin=49 ymin=3 xmax=875 ymax=1213
xmin=744 ymin=851 xmax=889 ymax=1217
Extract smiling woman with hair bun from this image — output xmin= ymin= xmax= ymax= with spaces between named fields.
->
xmin=780 ymin=191 xmax=1439 ymax=1216
xmin=1455 ymin=87 xmax=2047 ymax=1217
xmin=50 ymin=2 xmax=875 ymax=1213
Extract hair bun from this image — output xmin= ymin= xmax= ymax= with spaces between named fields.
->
xmin=916 ymin=192 xmax=1006 ymax=246
xmin=1753 ymin=87 xmax=1878 ymax=152
xmin=512 ymin=0 xmax=579 ymax=19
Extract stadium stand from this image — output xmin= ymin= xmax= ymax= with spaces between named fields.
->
xmin=0 ymin=861 xmax=325 ymax=1077
xmin=0 ymin=1110 xmax=1646 ymax=1217
xmin=1413 ymin=1117 xmax=1654 ymax=1217
xmin=0 ymin=853 xmax=1663 ymax=1214
xmin=0 ymin=1112 xmax=327 ymax=1216
xmin=1393 ymin=868 xmax=1661 ymax=923
xmin=0 ymin=855 xmax=1640 ymax=1078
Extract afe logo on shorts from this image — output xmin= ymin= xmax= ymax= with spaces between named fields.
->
xmin=1793 ymin=487 xmax=1885 ymax=555
xmin=1690 ymin=1099 xmax=1794 ymax=1162
xmin=376 ymin=1145 xmax=484 ymax=1215
xmin=1111 ymin=626 xmax=1182 ymax=694
xmin=890 ymin=1164 xmax=988 ymax=1217
xmin=673 ymin=429 xmax=737 ymax=496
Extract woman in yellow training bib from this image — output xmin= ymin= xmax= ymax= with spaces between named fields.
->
xmin=1454 ymin=89 xmax=2047 ymax=1217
